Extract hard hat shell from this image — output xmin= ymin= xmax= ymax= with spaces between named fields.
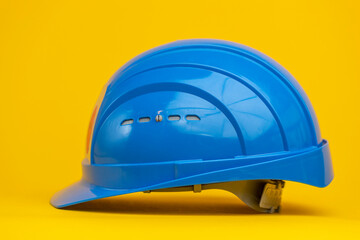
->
xmin=51 ymin=39 xmax=333 ymax=210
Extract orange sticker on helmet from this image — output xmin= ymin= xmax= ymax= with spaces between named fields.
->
xmin=85 ymin=82 xmax=109 ymax=162
xmin=86 ymin=105 xmax=98 ymax=155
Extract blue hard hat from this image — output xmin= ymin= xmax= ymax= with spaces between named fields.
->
xmin=51 ymin=39 xmax=333 ymax=213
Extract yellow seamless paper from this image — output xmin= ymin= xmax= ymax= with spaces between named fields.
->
xmin=0 ymin=0 xmax=359 ymax=239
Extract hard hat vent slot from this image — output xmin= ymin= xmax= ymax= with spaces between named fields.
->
xmin=139 ymin=117 xmax=151 ymax=123
xmin=121 ymin=114 xmax=200 ymax=125
xmin=186 ymin=115 xmax=200 ymax=121
xmin=121 ymin=119 xmax=134 ymax=125
xmin=168 ymin=115 xmax=181 ymax=121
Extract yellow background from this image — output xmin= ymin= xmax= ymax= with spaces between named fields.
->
xmin=1 ymin=0 xmax=359 ymax=239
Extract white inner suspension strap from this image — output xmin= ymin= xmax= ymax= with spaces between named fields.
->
xmin=259 ymin=180 xmax=285 ymax=213
xmin=144 ymin=180 xmax=285 ymax=213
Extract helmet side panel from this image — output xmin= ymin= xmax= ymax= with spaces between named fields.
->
xmin=93 ymin=91 xmax=241 ymax=164
xmin=92 ymin=67 xmax=285 ymax=163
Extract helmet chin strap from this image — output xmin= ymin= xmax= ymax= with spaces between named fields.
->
xmin=144 ymin=180 xmax=285 ymax=213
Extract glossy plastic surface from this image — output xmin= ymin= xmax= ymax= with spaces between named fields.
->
xmin=51 ymin=39 xmax=333 ymax=208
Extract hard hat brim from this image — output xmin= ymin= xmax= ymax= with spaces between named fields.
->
xmin=50 ymin=180 xmax=137 ymax=208
xmin=51 ymin=140 xmax=333 ymax=209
